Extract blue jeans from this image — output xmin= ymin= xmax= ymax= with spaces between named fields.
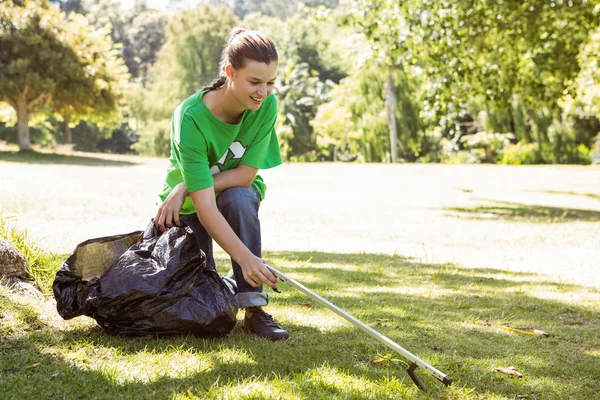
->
xmin=179 ymin=186 xmax=268 ymax=309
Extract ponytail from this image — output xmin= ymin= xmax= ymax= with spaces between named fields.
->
xmin=228 ymin=27 xmax=246 ymax=42
xmin=201 ymin=75 xmax=226 ymax=92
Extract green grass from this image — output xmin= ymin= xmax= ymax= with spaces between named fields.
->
xmin=1 ymin=217 xmax=599 ymax=399
xmin=542 ymin=190 xmax=600 ymax=202
xmin=0 ymin=213 xmax=60 ymax=291
xmin=446 ymin=200 xmax=600 ymax=223
xmin=0 ymin=150 xmax=137 ymax=167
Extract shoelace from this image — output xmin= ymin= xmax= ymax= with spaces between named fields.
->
xmin=252 ymin=312 xmax=282 ymax=328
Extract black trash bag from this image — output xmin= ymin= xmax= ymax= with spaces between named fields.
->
xmin=53 ymin=221 xmax=238 ymax=337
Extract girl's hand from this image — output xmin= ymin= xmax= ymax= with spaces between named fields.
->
xmin=155 ymin=183 xmax=187 ymax=232
xmin=240 ymin=255 xmax=279 ymax=290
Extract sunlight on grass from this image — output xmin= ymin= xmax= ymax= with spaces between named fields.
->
xmin=45 ymin=342 xmax=264 ymax=384
xmin=2 ymin=232 xmax=600 ymax=398
xmin=584 ymin=348 xmax=600 ymax=357
xmin=198 ymin=379 xmax=291 ymax=400
xmin=275 ymin=308 xmax=347 ymax=331
xmin=299 ymin=364 xmax=413 ymax=398
xmin=94 ymin=349 xmax=215 ymax=384
xmin=338 ymin=284 xmax=455 ymax=299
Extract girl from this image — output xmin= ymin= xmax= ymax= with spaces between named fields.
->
xmin=153 ymin=27 xmax=288 ymax=341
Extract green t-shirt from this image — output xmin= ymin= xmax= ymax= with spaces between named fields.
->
xmin=159 ymin=90 xmax=282 ymax=215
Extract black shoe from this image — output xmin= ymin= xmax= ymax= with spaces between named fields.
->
xmin=243 ymin=310 xmax=289 ymax=341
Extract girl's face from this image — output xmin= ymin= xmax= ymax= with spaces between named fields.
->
xmin=227 ymin=60 xmax=278 ymax=111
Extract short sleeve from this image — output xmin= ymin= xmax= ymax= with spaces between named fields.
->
xmin=240 ymin=95 xmax=283 ymax=169
xmin=173 ymin=113 xmax=214 ymax=192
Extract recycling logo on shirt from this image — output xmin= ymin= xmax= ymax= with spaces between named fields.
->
xmin=210 ymin=141 xmax=247 ymax=175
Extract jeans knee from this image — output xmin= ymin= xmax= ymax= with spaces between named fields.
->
xmin=217 ymin=187 xmax=259 ymax=218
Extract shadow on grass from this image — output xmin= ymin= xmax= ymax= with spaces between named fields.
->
xmin=0 ymin=150 xmax=137 ymax=167
xmin=444 ymin=200 xmax=600 ymax=223
xmin=541 ymin=190 xmax=600 ymax=202
xmin=2 ymin=251 xmax=599 ymax=399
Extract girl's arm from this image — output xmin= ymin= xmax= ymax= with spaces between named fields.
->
xmin=189 ymin=186 xmax=278 ymax=289
xmin=213 ymin=164 xmax=258 ymax=193
xmin=154 ymin=165 xmax=257 ymax=230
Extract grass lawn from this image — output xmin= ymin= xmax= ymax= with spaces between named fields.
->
xmin=1 ymin=221 xmax=600 ymax=399
xmin=1 ymin=149 xmax=600 ymax=399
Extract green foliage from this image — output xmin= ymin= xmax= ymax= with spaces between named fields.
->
xmin=30 ymin=120 xmax=60 ymax=148
xmin=0 ymin=122 xmax=16 ymax=145
xmin=0 ymin=116 xmax=137 ymax=153
xmin=544 ymin=119 xmax=592 ymax=165
xmin=50 ymin=0 xmax=84 ymax=15
xmin=0 ymin=0 xmax=64 ymax=107
xmin=233 ymin=0 xmax=339 ymax=20
xmin=128 ymin=4 xmax=238 ymax=155
xmin=0 ymin=0 xmax=129 ymax=149
xmin=499 ymin=142 xmax=539 ymax=165
xmin=243 ymin=12 xmax=348 ymax=159
xmin=52 ymin=11 xmax=130 ymax=135
xmin=233 ymin=0 xmax=298 ymax=20
xmin=346 ymin=0 xmax=600 ymax=117
xmin=312 ymin=66 xmax=423 ymax=162
xmin=70 ymin=121 xmax=111 ymax=152
xmin=156 ymin=4 xmax=238 ymax=103
xmin=459 ymin=132 xmax=514 ymax=164
xmin=0 ymin=118 xmax=60 ymax=149
xmin=126 ymin=8 xmax=168 ymax=82
xmin=96 ymin=123 xmax=139 ymax=154
xmin=341 ymin=0 xmax=600 ymax=164
xmin=131 ymin=123 xmax=171 ymax=157
xmin=83 ymin=0 xmax=167 ymax=81
xmin=0 ymin=213 xmax=59 ymax=293
xmin=567 ymin=26 xmax=600 ymax=119
xmin=2 ymin=248 xmax=600 ymax=398
xmin=276 ymin=61 xmax=334 ymax=159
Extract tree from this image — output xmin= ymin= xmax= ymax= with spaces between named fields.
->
xmin=243 ymin=12 xmax=347 ymax=158
xmin=0 ymin=0 xmax=128 ymax=150
xmin=49 ymin=0 xmax=85 ymax=15
xmin=150 ymin=4 xmax=239 ymax=106
xmin=312 ymin=66 xmax=422 ymax=162
xmin=276 ymin=61 xmax=334 ymax=158
xmin=344 ymin=0 xmax=600 ymax=129
xmin=129 ymin=4 xmax=238 ymax=155
xmin=569 ymin=27 xmax=600 ymax=119
xmin=84 ymin=0 xmax=167 ymax=81
xmin=233 ymin=0 xmax=339 ymax=20
xmin=52 ymin=13 xmax=129 ymax=143
xmin=128 ymin=9 xmax=168 ymax=83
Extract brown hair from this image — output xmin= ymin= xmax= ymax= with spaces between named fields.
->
xmin=202 ymin=27 xmax=278 ymax=92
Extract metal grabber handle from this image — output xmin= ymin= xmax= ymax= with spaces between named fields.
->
xmin=265 ymin=263 xmax=453 ymax=392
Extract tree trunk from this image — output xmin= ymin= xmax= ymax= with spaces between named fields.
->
xmin=16 ymin=100 xmax=32 ymax=151
xmin=509 ymin=105 xmax=516 ymax=138
xmin=385 ymin=74 xmax=398 ymax=163
xmin=64 ymin=115 xmax=73 ymax=144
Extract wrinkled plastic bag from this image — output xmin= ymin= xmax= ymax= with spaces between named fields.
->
xmin=53 ymin=221 xmax=238 ymax=336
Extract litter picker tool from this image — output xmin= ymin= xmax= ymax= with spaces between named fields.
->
xmin=265 ymin=263 xmax=453 ymax=392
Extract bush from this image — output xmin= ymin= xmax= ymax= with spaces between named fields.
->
xmin=132 ymin=124 xmax=171 ymax=157
xmin=0 ymin=122 xmax=16 ymax=144
xmin=444 ymin=149 xmax=484 ymax=164
xmin=71 ymin=121 xmax=111 ymax=152
xmin=542 ymin=119 xmax=593 ymax=164
xmin=295 ymin=150 xmax=319 ymax=162
xmin=460 ymin=131 xmax=514 ymax=163
xmin=499 ymin=142 xmax=539 ymax=165
xmin=97 ymin=124 xmax=140 ymax=154
xmin=0 ymin=120 xmax=58 ymax=149
xmin=0 ymin=213 xmax=59 ymax=293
